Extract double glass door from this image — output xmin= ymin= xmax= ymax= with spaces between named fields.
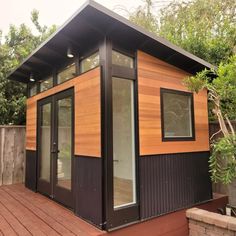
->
xmin=37 ymin=88 xmax=74 ymax=209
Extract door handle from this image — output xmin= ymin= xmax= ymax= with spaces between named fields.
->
xmin=51 ymin=142 xmax=59 ymax=154
xmin=51 ymin=149 xmax=60 ymax=154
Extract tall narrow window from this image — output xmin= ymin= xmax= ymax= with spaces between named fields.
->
xmin=80 ymin=52 xmax=99 ymax=73
xmin=40 ymin=103 xmax=51 ymax=182
xmin=161 ymin=88 xmax=195 ymax=141
xmin=112 ymin=77 xmax=136 ymax=208
xmin=29 ymin=84 xmax=37 ymax=97
xmin=57 ymin=97 xmax=72 ymax=190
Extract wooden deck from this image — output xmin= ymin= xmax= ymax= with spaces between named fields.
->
xmin=0 ymin=184 xmax=228 ymax=236
xmin=0 ymin=184 xmax=105 ymax=236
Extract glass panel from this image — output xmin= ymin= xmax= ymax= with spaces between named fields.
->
xmin=30 ymin=84 xmax=37 ymax=96
xmin=163 ymin=91 xmax=193 ymax=137
xmin=80 ymin=52 xmax=99 ymax=73
xmin=40 ymin=76 xmax=53 ymax=92
xmin=112 ymin=50 xmax=134 ymax=68
xmin=57 ymin=63 xmax=76 ymax=84
xmin=57 ymin=97 xmax=72 ymax=190
xmin=112 ymin=77 xmax=136 ymax=208
xmin=39 ymin=103 xmax=51 ymax=181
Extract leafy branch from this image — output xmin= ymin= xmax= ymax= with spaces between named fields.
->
xmin=184 ymin=55 xmax=236 ymax=184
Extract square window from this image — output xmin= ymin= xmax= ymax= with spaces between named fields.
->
xmin=80 ymin=52 xmax=99 ymax=73
xmin=40 ymin=76 xmax=53 ymax=92
xmin=112 ymin=50 xmax=134 ymax=68
xmin=57 ymin=63 xmax=76 ymax=84
xmin=161 ymin=88 xmax=195 ymax=141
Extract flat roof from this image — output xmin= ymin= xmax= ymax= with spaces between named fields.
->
xmin=7 ymin=0 xmax=214 ymax=83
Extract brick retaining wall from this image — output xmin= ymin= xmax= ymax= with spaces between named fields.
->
xmin=186 ymin=208 xmax=236 ymax=236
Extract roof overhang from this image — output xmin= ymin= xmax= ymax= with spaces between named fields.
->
xmin=7 ymin=0 xmax=215 ymax=83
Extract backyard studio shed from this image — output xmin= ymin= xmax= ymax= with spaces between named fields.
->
xmin=7 ymin=0 xmax=213 ymax=231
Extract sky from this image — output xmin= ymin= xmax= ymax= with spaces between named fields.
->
xmin=0 ymin=0 xmax=173 ymax=36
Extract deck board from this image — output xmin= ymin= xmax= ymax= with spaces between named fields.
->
xmin=0 ymin=214 xmax=17 ymax=236
xmin=0 ymin=184 xmax=105 ymax=236
xmin=0 ymin=200 xmax=31 ymax=235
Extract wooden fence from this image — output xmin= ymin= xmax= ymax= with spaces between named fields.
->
xmin=0 ymin=126 xmax=25 ymax=185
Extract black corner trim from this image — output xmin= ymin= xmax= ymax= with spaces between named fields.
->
xmin=25 ymin=150 xmax=37 ymax=192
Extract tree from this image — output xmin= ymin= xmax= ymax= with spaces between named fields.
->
xmin=116 ymin=0 xmax=158 ymax=34
xmin=158 ymin=0 xmax=236 ymax=65
xmin=0 ymin=10 xmax=56 ymax=125
xmin=184 ymin=55 xmax=236 ymax=184
xmin=129 ymin=0 xmax=158 ymax=34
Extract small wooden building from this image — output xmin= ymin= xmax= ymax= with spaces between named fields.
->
xmin=7 ymin=0 xmax=212 ymax=230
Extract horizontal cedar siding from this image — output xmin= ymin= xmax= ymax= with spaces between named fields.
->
xmin=26 ymin=67 xmax=101 ymax=157
xmin=138 ymin=51 xmax=209 ymax=155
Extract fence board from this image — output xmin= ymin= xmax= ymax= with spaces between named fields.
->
xmin=3 ymin=128 xmax=15 ymax=185
xmin=0 ymin=126 xmax=25 ymax=186
xmin=13 ymin=128 xmax=25 ymax=183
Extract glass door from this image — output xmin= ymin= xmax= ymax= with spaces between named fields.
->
xmin=37 ymin=97 xmax=53 ymax=196
xmin=37 ymin=88 xmax=74 ymax=209
xmin=53 ymin=89 xmax=74 ymax=208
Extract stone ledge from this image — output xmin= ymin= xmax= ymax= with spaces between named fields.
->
xmin=186 ymin=208 xmax=236 ymax=231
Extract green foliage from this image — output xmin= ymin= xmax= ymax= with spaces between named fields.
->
xmin=214 ymin=57 xmax=236 ymax=119
xmin=0 ymin=10 xmax=56 ymax=125
xmin=158 ymin=0 xmax=236 ymax=65
xmin=128 ymin=0 xmax=158 ymax=34
xmin=210 ymin=135 xmax=236 ymax=184
xmin=184 ymin=56 xmax=236 ymax=120
xmin=184 ymin=56 xmax=236 ymax=184
xmin=183 ymin=69 xmax=209 ymax=93
xmin=128 ymin=0 xmax=236 ymax=65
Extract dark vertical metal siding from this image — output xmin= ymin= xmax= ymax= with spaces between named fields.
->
xmin=74 ymin=156 xmax=103 ymax=228
xmin=140 ymin=151 xmax=212 ymax=220
xmin=25 ymin=150 xmax=37 ymax=192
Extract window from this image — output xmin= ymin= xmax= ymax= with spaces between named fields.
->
xmin=161 ymin=88 xmax=195 ymax=141
xmin=29 ymin=84 xmax=37 ymax=97
xmin=112 ymin=77 xmax=136 ymax=208
xmin=112 ymin=50 xmax=134 ymax=68
xmin=57 ymin=63 xmax=76 ymax=84
xmin=80 ymin=52 xmax=99 ymax=73
xmin=40 ymin=76 xmax=53 ymax=92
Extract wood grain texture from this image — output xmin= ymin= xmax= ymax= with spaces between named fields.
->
xmin=26 ymin=67 xmax=101 ymax=157
xmin=138 ymin=51 xmax=209 ymax=155
xmin=0 ymin=127 xmax=25 ymax=185
xmin=0 ymin=184 xmax=105 ymax=236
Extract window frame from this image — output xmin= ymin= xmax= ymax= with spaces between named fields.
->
xmin=56 ymin=62 xmax=77 ymax=85
xmin=79 ymin=51 xmax=100 ymax=74
xmin=112 ymin=49 xmax=134 ymax=69
xmin=39 ymin=75 xmax=53 ymax=92
xmin=29 ymin=83 xmax=38 ymax=97
xmin=160 ymin=88 xmax=195 ymax=142
xmin=112 ymin=76 xmax=137 ymax=210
